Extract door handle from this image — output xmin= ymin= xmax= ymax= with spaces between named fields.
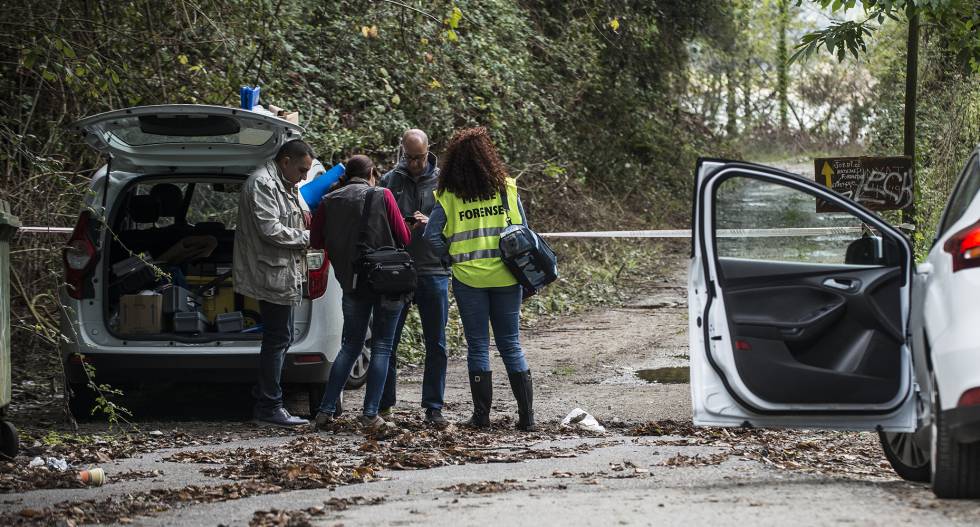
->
xmin=823 ymin=277 xmax=860 ymax=292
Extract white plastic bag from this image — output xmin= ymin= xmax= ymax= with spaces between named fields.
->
xmin=560 ymin=408 xmax=606 ymax=433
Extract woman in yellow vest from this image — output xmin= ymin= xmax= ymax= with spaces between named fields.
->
xmin=422 ymin=127 xmax=536 ymax=431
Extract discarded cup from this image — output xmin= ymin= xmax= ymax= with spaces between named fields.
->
xmin=78 ymin=468 xmax=106 ymax=486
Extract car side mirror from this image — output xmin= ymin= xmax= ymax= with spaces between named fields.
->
xmin=845 ymin=236 xmax=883 ymax=265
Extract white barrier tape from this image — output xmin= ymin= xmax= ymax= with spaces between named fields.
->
xmin=540 ymin=226 xmax=865 ymax=239
xmin=18 ymin=226 xmax=74 ymax=234
xmin=19 ymin=225 xmax=865 ymax=239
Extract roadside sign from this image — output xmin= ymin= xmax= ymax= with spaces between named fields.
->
xmin=814 ymin=156 xmax=914 ymax=212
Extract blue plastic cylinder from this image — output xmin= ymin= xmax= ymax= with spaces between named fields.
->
xmin=300 ymin=163 xmax=345 ymax=211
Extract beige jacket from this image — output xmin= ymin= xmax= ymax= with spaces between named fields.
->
xmin=233 ymin=161 xmax=310 ymax=305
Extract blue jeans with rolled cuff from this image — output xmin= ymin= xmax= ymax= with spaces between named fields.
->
xmin=380 ymin=274 xmax=450 ymax=411
xmin=318 ymin=291 xmax=403 ymax=417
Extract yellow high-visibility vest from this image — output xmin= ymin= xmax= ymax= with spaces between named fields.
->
xmin=436 ymin=177 xmax=523 ymax=288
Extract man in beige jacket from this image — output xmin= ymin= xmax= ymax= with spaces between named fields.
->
xmin=234 ymin=139 xmax=313 ymax=427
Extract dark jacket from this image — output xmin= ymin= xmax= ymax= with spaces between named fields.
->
xmin=380 ymin=152 xmax=449 ymax=276
xmin=321 ymin=180 xmax=397 ymax=293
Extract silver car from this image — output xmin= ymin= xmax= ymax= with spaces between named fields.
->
xmin=59 ymin=104 xmax=370 ymax=416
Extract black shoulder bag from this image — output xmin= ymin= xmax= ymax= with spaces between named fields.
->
xmin=353 ymin=188 xmax=417 ymax=296
xmin=498 ymin=187 xmax=558 ymax=298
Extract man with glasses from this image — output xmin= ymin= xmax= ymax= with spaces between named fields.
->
xmin=378 ymin=129 xmax=450 ymax=427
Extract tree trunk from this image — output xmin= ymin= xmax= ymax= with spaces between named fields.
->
xmin=726 ymin=66 xmax=738 ymax=138
xmin=777 ymin=0 xmax=789 ymax=134
xmin=742 ymin=58 xmax=753 ymax=130
xmin=903 ymin=7 xmax=920 ymax=233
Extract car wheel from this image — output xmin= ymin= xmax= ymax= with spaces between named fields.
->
xmin=0 ymin=420 xmax=18 ymax=459
xmin=879 ymin=429 xmax=931 ymax=482
xmin=931 ymin=375 xmax=980 ymax=498
xmin=344 ymin=318 xmax=372 ymax=390
xmin=67 ymin=383 xmax=97 ymax=421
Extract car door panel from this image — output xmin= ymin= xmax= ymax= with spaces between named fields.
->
xmin=689 ymin=159 xmax=916 ymax=431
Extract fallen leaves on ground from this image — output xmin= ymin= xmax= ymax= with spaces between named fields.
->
xmin=2 ymin=481 xmax=280 ymax=526
xmin=248 ymin=497 xmax=385 ymax=527
xmin=630 ymin=420 xmax=895 ymax=480
xmin=660 ymin=452 xmax=730 ymax=467
xmin=0 ymin=462 xmax=83 ymax=492
xmin=438 ymin=479 xmax=525 ymax=495
xmin=166 ymin=423 xmax=599 ymax=491
xmin=112 ymin=469 xmax=164 ymax=482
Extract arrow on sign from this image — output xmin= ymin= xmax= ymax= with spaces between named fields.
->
xmin=822 ymin=161 xmax=834 ymax=188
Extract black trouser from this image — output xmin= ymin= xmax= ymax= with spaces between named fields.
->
xmin=255 ymin=300 xmax=294 ymax=413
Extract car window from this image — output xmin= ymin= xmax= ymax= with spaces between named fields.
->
xmin=186 ymin=183 xmax=241 ymax=229
xmin=939 ymin=155 xmax=980 ymax=236
xmin=107 ymin=115 xmax=275 ymax=146
xmin=120 ymin=181 xmax=240 ymax=230
xmin=714 ymin=175 xmax=877 ymax=265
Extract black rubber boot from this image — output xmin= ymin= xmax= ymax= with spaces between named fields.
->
xmin=466 ymin=371 xmax=492 ymax=428
xmin=507 ymin=369 xmax=537 ymax=432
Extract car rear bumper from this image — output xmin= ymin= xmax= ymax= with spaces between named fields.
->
xmin=944 ymin=405 xmax=980 ymax=444
xmin=64 ymin=352 xmax=331 ymax=385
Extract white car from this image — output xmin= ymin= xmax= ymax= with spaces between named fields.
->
xmin=59 ymin=104 xmax=370 ymax=417
xmin=688 ymin=154 xmax=980 ymax=498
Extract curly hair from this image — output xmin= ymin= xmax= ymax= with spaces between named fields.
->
xmin=437 ymin=127 xmax=509 ymax=201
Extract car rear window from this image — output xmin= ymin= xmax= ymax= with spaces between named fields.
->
xmin=106 ymin=115 xmax=274 ymax=146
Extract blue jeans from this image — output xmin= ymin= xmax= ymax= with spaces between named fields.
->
xmin=255 ymin=300 xmax=294 ymax=413
xmin=318 ymin=291 xmax=403 ymax=417
xmin=452 ymin=278 xmax=528 ymax=373
xmin=380 ymin=274 xmax=449 ymax=411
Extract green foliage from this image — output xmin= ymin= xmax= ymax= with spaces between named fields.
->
xmin=863 ymin=23 xmax=980 ymax=259
xmin=80 ymin=357 xmax=133 ymax=427
xmin=1 ymin=1 xmax=734 ymax=372
xmin=793 ymin=0 xmax=980 ymax=72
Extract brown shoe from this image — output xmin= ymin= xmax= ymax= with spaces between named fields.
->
xmin=359 ymin=415 xmax=398 ymax=437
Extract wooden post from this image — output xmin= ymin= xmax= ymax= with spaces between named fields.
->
xmin=903 ymin=7 xmax=919 ymax=236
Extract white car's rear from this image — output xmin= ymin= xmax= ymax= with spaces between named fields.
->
xmin=920 ymin=153 xmax=980 ymax=427
xmin=59 ymin=105 xmax=344 ymax=416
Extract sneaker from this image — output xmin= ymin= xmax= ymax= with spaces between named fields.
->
xmin=378 ymin=406 xmax=393 ymax=419
xmin=313 ymin=411 xmax=335 ymax=431
xmin=359 ymin=414 xmax=398 ymax=437
xmin=424 ymin=408 xmax=449 ymax=429
xmin=255 ymin=407 xmax=309 ymax=428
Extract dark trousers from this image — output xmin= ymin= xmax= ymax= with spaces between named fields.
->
xmin=255 ymin=300 xmax=294 ymax=413
xmin=380 ymin=274 xmax=449 ymax=411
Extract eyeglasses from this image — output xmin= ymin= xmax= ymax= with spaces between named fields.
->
xmin=404 ymin=152 xmax=427 ymax=162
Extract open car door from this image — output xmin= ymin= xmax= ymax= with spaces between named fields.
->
xmin=688 ymin=159 xmax=917 ymax=431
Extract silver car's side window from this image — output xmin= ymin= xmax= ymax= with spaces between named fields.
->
xmin=714 ymin=175 xmax=876 ymax=266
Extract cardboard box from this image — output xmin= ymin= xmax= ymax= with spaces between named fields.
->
xmin=119 ymin=294 xmax=163 ymax=334
xmin=281 ymin=111 xmax=299 ymax=125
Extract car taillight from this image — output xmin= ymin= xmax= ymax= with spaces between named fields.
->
xmin=294 ymin=354 xmax=324 ymax=364
xmin=304 ymin=249 xmax=329 ymax=300
xmin=63 ymin=211 xmax=97 ymax=299
xmin=944 ymin=219 xmax=980 ymax=273
xmin=958 ymin=387 xmax=980 ymax=407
